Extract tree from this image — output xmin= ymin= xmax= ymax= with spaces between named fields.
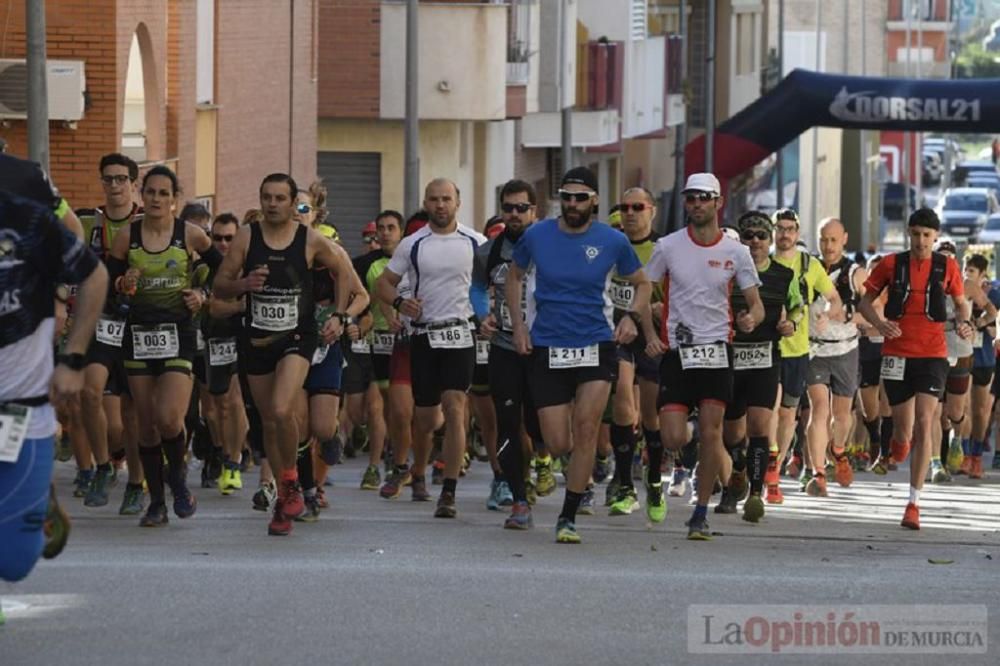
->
xmin=955 ymin=43 xmax=1000 ymax=78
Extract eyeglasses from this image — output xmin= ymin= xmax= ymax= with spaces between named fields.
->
xmin=621 ymin=203 xmax=649 ymax=213
xmin=741 ymin=230 xmax=770 ymax=241
xmin=501 ymin=202 xmax=533 ymax=214
xmin=774 ymin=225 xmax=798 ymax=234
xmin=684 ymin=192 xmax=717 ymax=203
xmin=212 ymin=233 xmax=234 ymax=242
xmin=296 ymin=203 xmax=313 ymax=214
xmin=558 ymin=189 xmax=594 ymax=203
xmin=363 ymin=235 xmax=377 ymax=243
xmin=101 ymin=174 xmax=131 ymax=185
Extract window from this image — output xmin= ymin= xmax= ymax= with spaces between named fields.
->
xmin=631 ymin=0 xmax=647 ymax=41
xmin=735 ymin=12 xmax=755 ymax=76
xmin=196 ymin=0 xmax=214 ymax=104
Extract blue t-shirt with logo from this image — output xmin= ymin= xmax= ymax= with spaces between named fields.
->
xmin=512 ymin=218 xmax=641 ymax=347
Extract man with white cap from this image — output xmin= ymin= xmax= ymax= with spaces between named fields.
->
xmin=641 ymin=172 xmax=764 ymax=540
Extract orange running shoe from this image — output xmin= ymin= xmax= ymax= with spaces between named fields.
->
xmin=901 ymin=502 xmax=920 ymax=530
xmin=765 ymin=483 xmax=784 ymax=504
xmin=834 ymin=454 xmax=854 ymax=488
xmin=969 ymin=456 xmax=984 ymax=479
xmin=805 ymin=473 xmax=828 ymax=497
xmin=957 ymin=456 xmax=973 ymax=476
xmin=764 ymin=456 xmax=779 ymax=486
xmin=785 ymin=454 xmax=802 ymax=479
xmin=891 ymin=439 xmax=911 ymax=464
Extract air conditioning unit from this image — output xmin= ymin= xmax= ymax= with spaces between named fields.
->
xmin=0 ymin=59 xmax=85 ymax=121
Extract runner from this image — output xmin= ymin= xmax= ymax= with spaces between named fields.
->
xmin=641 ymin=173 xmax=763 ymax=540
xmin=718 ymin=211 xmax=801 ymax=522
xmin=507 ymin=167 xmax=650 ymax=543
xmin=0 ymin=190 xmax=106 ymax=590
xmin=376 ymin=178 xmax=487 ymax=518
xmin=856 ymin=208 xmax=970 ymax=530
xmin=855 ymin=255 xmax=894 ymax=475
xmin=212 ymin=173 xmax=368 ymax=536
xmin=107 ymin=165 xmax=221 ymax=527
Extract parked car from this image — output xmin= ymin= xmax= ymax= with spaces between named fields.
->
xmin=882 ymin=182 xmax=917 ymax=222
xmin=967 ymin=173 xmax=1000 ymax=201
xmin=975 ymin=214 xmax=1000 ymax=245
xmin=933 ymin=187 xmax=1000 ymax=241
xmin=952 ymin=160 xmax=998 ymax=187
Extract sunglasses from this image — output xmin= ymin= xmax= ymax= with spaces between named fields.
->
xmin=684 ymin=192 xmax=717 ymax=203
xmin=558 ymin=189 xmax=594 ymax=203
xmin=501 ymin=202 xmax=533 ymax=214
xmin=742 ymin=230 xmax=770 ymax=241
xmin=101 ymin=174 xmax=131 ymax=185
xmin=212 ymin=233 xmax=234 ymax=242
xmin=621 ymin=203 xmax=649 ymax=213
xmin=296 ymin=203 xmax=313 ymax=214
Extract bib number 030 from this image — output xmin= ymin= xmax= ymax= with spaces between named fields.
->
xmin=251 ymin=295 xmax=298 ymax=332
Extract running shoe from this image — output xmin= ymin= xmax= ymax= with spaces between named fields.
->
xmin=294 ymin=494 xmax=321 ymax=522
xmin=555 ymin=518 xmax=581 ymax=544
xmin=686 ymin=516 xmax=712 ymax=541
xmin=592 ymin=454 xmax=612 ymax=483
xmin=139 ymin=502 xmax=169 ymax=528
xmin=360 ymin=464 xmax=381 ymax=490
xmin=42 ymin=484 xmax=70 ymax=559
xmin=434 ymin=490 xmax=457 ymax=518
xmin=785 ymin=454 xmax=802 ymax=479
xmin=834 ymin=455 xmax=854 ymax=488
xmin=486 ymin=479 xmax=504 ymax=511
xmin=887 ymin=458 xmax=898 ymax=471
xmin=667 ymin=467 xmax=690 ymax=498
xmin=535 ymin=456 xmax=556 ymax=497
xmin=764 ymin=456 xmax=780 ymax=486
xmin=765 ymin=483 xmax=784 ymax=505
xmin=380 ymin=468 xmax=410 ymax=499
xmin=411 ymin=476 xmax=432 ymax=502
xmin=870 ymin=456 xmax=889 ymax=475
xmin=609 ymin=485 xmax=640 ymax=515
xmin=947 ymin=438 xmax=964 ymax=473
xmin=969 ymin=456 xmax=984 ymax=479
xmin=496 ymin=480 xmax=513 ymax=507
xmin=252 ymin=481 xmax=275 ymax=511
xmin=83 ymin=466 xmax=114 ymax=507
xmin=281 ymin=480 xmax=305 ymax=519
xmin=219 ymin=467 xmax=242 ymax=496
xmin=798 ymin=468 xmax=813 ymax=492
xmin=891 ymin=439 xmax=911 ymax=464
xmin=604 ymin=477 xmax=621 ymax=506
xmin=742 ymin=493 xmax=765 ymax=523
xmin=805 ymin=473 xmax=828 ymax=497
xmin=930 ymin=461 xmax=951 ymax=484
xmin=900 ymin=502 xmax=920 ymax=530
xmin=315 ymin=486 xmax=329 ymax=509
xmin=687 ymin=474 xmax=700 ymax=506
xmin=72 ymin=469 xmax=94 ymax=498
xmin=645 ymin=482 xmax=666 ymax=524
xmin=431 ymin=460 xmax=445 ymax=485
xmin=118 ymin=483 xmax=145 ymax=516
xmin=268 ymin=501 xmax=292 ymax=536
xmin=956 ymin=456 xmax=972 ymax=476
xmin=578 ymin=486 xmax=596 ymax=515
xmin=713 ymin=488 xmax=737 ymax=514
xmin=504 ymin=501 xmax=533 ymax=530
xmin=728 ymin=469 xmax=749 ymax=502
xmin=171 ymin=483 xmax=197 ymax=519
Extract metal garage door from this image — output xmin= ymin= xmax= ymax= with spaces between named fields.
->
xmin=317 ymin=151 xmax=381 ymax=257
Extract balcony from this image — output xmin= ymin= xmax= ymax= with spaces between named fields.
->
xmin=520 ymin=109 xmax=620 ymax=148
xmin=380 ymin=2 xmax=507 ymax=121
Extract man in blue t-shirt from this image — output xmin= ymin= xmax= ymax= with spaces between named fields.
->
xmin=505 ymin=167 xmax=649 ymax=544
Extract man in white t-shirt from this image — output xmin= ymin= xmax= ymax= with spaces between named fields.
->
xmin=642 ymin=173 xmax=763 ymax=540
xmin=376 ymin=178 xmax=487 ymax=519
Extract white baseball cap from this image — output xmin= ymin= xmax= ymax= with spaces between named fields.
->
xmin=682 ymin=172 xmax=721 ymax=196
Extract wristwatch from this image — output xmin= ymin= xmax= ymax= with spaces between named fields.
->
xmin=56 ymin=352 xmax=86 ymax=371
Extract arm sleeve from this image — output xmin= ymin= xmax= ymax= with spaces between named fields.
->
xmin=469 ymin=281 xmax=489 ymax=319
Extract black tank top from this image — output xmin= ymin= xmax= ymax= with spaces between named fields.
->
xmin=243 ymin=223 xmax=313 ymax=337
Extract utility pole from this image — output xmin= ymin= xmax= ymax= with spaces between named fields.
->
xmin=403 ymin=0 xmax=420 ymax=217
xmin=915 ymin=0 xmax=924 ymax=210
xmin=560 ymin=0 xmax=573 ymax=173
xmin=673 ymin=0 xmax=687 ymax=227
xmin=903 ymin=2 xmax=912 ymax=227
xmin=705 ymin=0 xmax=716 ymax=172
xmin=26 ymin=0 xmax=50 ymax=172
xmin=810 ymin=0 xmax=821 ymax=244
xmin=860 ymin=0 xmax=871 ymax=249
xmin=775 ymin=0 xmax=784 ymax=209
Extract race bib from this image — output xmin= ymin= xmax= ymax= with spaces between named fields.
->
xmin=196 ymin=328 xmax=206 ymax=351
xmin=476 ymin=338 xmax=490 ymax=365
xmin=95 ymin=317 xmax=125 ymax=347
xmin=0 ymin=404 xmax=31 ymax=464
xmin=312 ymin=344 xmax=329 ymax=365
xmin=131 ymin=323 xmax=179 ymax=360
xmin=881 ymin=355 xmax=906 ymax=381
xmin=608 ymin=280 xmax=635 ymax=311
xmin=208 ymin=337 xmax=237 ymax=366
xmin=427 ymin=324 xmax=474 ymax=349
xmin=868 ymin=335 xmax=885 ymax=344
xmin=973 ymin=330 xmax=984 ymax=348
xmin=372 ymin=331 xmax=395 ymax=355
xmin=350 ymin=338 xmax=372 ymax=355
xmin=549 ymin=344 xmax=599 ymax=369
xmin=732 ymin=342 xmax=772 ymax=371
xmin=251 ymin=294 xmax=298 ymax=332
xmin=679 ymin=342 xmax=728 ymax=370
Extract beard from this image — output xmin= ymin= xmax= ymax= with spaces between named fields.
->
xmin=562 ymin=206 xmax=593 ymax=228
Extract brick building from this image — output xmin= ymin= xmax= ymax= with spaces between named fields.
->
xmin=0 ymin=0 xmax=317 ymax=217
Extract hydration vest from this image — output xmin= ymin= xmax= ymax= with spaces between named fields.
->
xmin=883 ymin=251 xmax=948 ymax=322
xmin=827 ymin=256 xmax=859 ymax=322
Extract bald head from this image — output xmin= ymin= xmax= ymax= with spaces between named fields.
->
xmin=423 ymin=177 xmax=461 ymax=230
xmin=818 ymin=217 xmax=848 ymax=263
xmin=424 ymin=178 xmax=460 ymax=201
